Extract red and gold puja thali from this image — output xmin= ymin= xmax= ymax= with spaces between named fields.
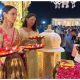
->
xmin=24 ymin=43 xmax=44 ymax=50
xmin=0 ymin=46 xmax=19 ymax=57
xmin=0 ymin=43 xmax=44 ymax=57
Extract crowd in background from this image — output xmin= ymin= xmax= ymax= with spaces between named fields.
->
xmin=52 ymin=25 xmax=80 ymax=60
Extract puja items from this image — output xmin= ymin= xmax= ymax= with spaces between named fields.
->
xmin=28 ymin=36 xmax=44 ymax=39
xmin=24 ymin=43 xmax=45 ymax=50
xmin=56 ymin=60 xmax=80 ymax=79
xmin=28 ymin=36 xmax=44 ymax=44
xmin=59 ymin=60 xmax=74 ymax=68
xmin=0 ymin=46 xmax=19 ymax=57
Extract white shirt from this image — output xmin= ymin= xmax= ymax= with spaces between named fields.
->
xmin=74 ymin=53 xmax=80 ymax=62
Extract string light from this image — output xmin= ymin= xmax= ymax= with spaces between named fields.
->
xmin=51 ymin=1 xmax=76 ymax=9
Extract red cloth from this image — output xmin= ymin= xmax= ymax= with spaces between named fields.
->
xmin=0 ymin=27 xmax=15 ymax=48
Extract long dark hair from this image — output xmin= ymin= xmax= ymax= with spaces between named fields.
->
xmin=22 ymin=13 xmax=37 ymax=31
xmin=2 ymin=5 xmax=17 ymax=22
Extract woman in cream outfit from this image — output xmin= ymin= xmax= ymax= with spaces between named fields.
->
xmin=19 ymin=13 xmax=40 ymax=79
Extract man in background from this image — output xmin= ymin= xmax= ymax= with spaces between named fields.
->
xmin=64 ymin=29 xmax=77 ymax=60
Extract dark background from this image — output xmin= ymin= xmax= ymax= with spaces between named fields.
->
xmin=28 ymin=1 xmax=80 ymax=26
